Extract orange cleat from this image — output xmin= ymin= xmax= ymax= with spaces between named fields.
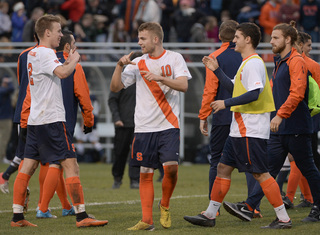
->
xmin=76 ymin=217 xmax=108 ymax=228
xmin=11 ymin=219 xmax=37 ymax=227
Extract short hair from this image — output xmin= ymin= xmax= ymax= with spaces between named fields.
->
xmin=236 ymin=22 xmax=261 ymax=49
xmin=138 ymin=22 xmax=163 ymax=43
xmin=273 ymin=21 xmax=298 ymax=46
xmin=219 ymin=20 xmax=238 ymax=42
xmin=56 ymin=30 xmax=73 ymax=51
xmin=35 ymin=14 xmax=61 ymax=39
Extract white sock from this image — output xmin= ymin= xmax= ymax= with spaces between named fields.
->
xmin=274 ymin=204 xmax=290 ymax=222
xmin=74 ymin=204 xmax=86 ymax=214
xmin=203 ymin=200 xmax=221 ymax=219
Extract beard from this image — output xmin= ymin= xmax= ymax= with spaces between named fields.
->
xmin=272 ymin=41 xmax=286 ymax=54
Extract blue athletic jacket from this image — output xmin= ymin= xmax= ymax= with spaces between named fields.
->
xmin=271 ymin=48 xmax=312 ymax=135
xmin=199 ymin=42 xmax=242 ymax=126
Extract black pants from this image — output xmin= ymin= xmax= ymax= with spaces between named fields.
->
xmin=112 ymin=127 xmax=140 ymax=182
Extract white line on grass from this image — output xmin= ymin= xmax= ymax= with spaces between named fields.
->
xmin=0 ymin=193 xmax=246 ymax=214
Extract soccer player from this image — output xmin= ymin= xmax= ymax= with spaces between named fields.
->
xmin=222 ymin=21 xmax=320 ymax=224
xmin=11 ymin=14 xmax=108 ymax=228
xmin=110 ymin=22 xmax=191 ymax=231
xmin=184 ymin=22 xmax=292 ymax=229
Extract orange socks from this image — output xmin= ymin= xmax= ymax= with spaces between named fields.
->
xmin=56 ymin=169 xmax=72 ymax=210
xmin=65 ymin=176 xmax=85 ymax=206
xmin=39 ymin=167 xmax=60 ymax=213
xmin=210 ymin=177 xmax=231 ymax=202
xmin=161 ymin=165 xmax=178 ymax=208
xmin=38 ymin=163 xmax=49 ymax=207
xmin=286 ymin=161 xmax=302 ymax=202
xmin=140 ymin=172 xmax=154 ymax=225
xmin=13 ymin=172 xmax=31 ymax=206
xmin=299 ymin=176 xmax=313 ymax=203
xmin=18 ymin=160 xmax=24 ymax=172
xmin=260 ymin=177 xmax=283 ymax=208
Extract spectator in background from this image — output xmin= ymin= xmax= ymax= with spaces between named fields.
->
xmin=60 ymin=0 xmax=85 ymax=23
xmin=74 ymin=13 xmax=96 ymax=42
xmin=22 ymin=7 xmax=44 ymax=42
xmin=229 ymin=0 xmax=261 ymax=22
xmin=235 ymin=1 xmax=261 ymax=24
xmin=206 ymin=16 xmax=219 ymax=42
xmin=0 ymin=76 xmax=14 ymax=163
xmin=134 ymin=0 xmax=161 ymax=24
xmin=259 ymin=0 xmax=281 ymax=42
xmin=0 ymin=2 xmax=11 ymax=38
xmin=157 ymin=0 xmax=175 ymax=42
xmin=120 ymin=0 xmax=141 ymax=33
xmin=86 ymin=0 xmax=113 ymax=42
xmin=11 ymin=2 xmax=27 ymax=42
xmin=190 ymin=16 xmax=208 ymax=42
xmin=108 ymin=18 xmax=130 ymax=43
xmin=173 ymin=0 xmax=205 ymax=42
xmin=300 ymin=0 xmax=320 ymax=42
xmin=278 ymin=0 xmax=300 ymax=24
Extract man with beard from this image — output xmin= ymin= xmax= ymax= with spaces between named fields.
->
xmin=222 ymin=21 xmax=320 ymax=224
xmin=184 ymin=22 xmax=291 ymax=229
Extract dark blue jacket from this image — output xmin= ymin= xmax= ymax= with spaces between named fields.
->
xmin=271 ymin=48 xmax=312 ymax=135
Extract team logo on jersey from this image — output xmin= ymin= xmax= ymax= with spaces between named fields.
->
xmin=54 ymin=59 xmax=59 ymax=63
xmin=136 ymin=152 xmax=143 ymax=161
xmin=29 ymin=51 xmax=36 ymax=57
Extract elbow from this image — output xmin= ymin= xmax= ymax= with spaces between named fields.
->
xmin=56 ymin=72 xmax=69 ymax=79
xmin=110 ymin=83 xmax=121 ymax=93
xmin=180 ymin=84 xmax=188 ymax=93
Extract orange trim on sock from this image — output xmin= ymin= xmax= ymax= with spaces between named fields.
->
xmin=286 ymin=161 xmax=301 ymax=202
xmin=299 ymin=176 xmax=314 ymax=203
xmin=210 ymin=177 xmax=231 ymax=202
xmin=56 ymin=168 xmax=72 ymax=210
xmin=140 ymin=172 xmax=154 ymax=225
xmin=39 ymin=167 xmax=60 ymax=212
xmin=38 ymin=163 xmax=49 ymax=205
xmin=260 ymin=177 xmax=283 ymax=208
xmin=65 ymin=176 xmax=84 ymax=206
xmin=161 ymin=165 xmax=178 ymax=208
xmin=13 ymin=172 xmax=31 ymax=206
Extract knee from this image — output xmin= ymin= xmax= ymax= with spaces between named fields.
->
xmin=164 ymin=164 xmax=178 ymax=177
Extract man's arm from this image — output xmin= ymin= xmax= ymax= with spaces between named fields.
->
xmin=108 ymin=91 xmax=121 ymax=124
xmin=110 ymin=52 xmax=136 ymax=92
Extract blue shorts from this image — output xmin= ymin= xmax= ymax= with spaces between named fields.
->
xmin=24 ymin=122 xmax=76 ymax=165
xmin=220 ymin=136 xmax=268 ymax=173
xmin=15 ymin=127 xmax=26 ymax=160
xmin=130 ymin=128 xmax=180 ymax=169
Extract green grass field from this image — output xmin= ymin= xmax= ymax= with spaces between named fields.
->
xmin=0 ymin=162 xmax=319 ymax=234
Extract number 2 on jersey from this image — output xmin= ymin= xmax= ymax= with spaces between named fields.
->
xmin=28 ymin=62 xmax=34 ymax=85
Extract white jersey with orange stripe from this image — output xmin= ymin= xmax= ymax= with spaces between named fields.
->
xmin=121 ymin=50 xmax=192 ymax=133
xmin=27 ymin=46 xmax=66 ymax=125
xmin=229 ymin=55 xmax=271 ymax=139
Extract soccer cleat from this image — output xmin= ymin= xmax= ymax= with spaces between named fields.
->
xmin=295 ymin=199 xmax=313 ymax=208
xmin=184 ymin=212 xmax=215 ymax=227
xmin=159 ymin=201 xmax=171 ymax=228
xmin=253 ymin=209 xmax=263 ymax=218
xmin=112 ymin=180 xmax=122 ymax=189
xmin=76 ymin=217 xmax=108 ymax=228
xmin=127 ymin=220 xmax=155 ymax=231
xmin=0 ymin=172 xmax=9 ymax=194
xmin=282 ymin=196 xmax=294 ymax=209
xmin=36 ymin=210 xmax=57 ymax=219
xmin=261 ymin=218 xmax=292 ymax=229
xmin=223 ymin=201 xmax=253 ymax=222
xmin=23 ymin=187 xmax=30 ymax=213
xmin=62 ymin=207 xmax=75 ymax=216
xmin=301 ymin=205 xmax=320 ymax=222
xmin=11 ymin=219 xmax=37 ymax=227
xmin=130 ymin=181 xmax=139 ymax=189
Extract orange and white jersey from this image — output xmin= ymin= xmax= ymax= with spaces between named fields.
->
xmin=27 ymin=46 xmax=65 ymax=125
xmin=229 ymin=55 xmax=271 ymax=139
xmin=121 ymin=50 xmax=191 ymax=133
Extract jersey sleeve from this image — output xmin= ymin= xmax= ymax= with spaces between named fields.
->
xmin=172 ymin=53 xmax=192 ymax=80
xmin=121 ymin=61 xmax=138 ymax=88
xmin=40 ymin=48 xmax=63 ymax=76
